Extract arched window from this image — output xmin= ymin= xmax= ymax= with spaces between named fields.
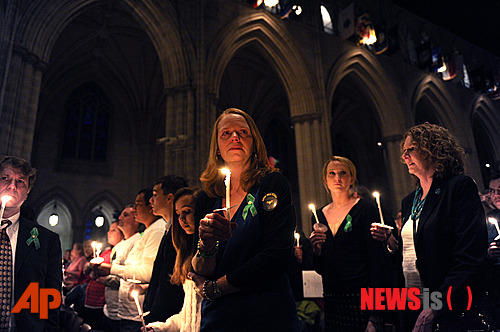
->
xmin=320 ymin=5 xmax=333 ymax=34
xmin=62 ymin=82 xmax=110 ymax=162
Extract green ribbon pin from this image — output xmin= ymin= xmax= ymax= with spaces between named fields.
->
xmin=26 ymin=227 xmax=40 ymax=250
xmin=343 ymin=214 xmax=352 ymax=232
xmin=242 ymin=193 xmax=258 ymax=220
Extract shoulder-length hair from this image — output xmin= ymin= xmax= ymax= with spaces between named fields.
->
xmin=401 ymin=122 xmax=465 ymax=179
xmin=170 ymin=186 xmax=201 ymax=285
xmin=200 ymin=108 xmax=276 ymax=197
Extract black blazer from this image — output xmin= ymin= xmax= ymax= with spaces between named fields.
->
xmin=401 ymin=175 xmax=487 ymax=316
xmin=14 ymin=217 xmax=62 ymax=332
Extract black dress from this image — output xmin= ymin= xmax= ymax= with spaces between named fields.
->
xmin=312 ymin=199 xmax=387 ymax=332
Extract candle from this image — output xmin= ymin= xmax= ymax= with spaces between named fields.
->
xmin=372 ymin=191 xmax=385 ymax=225
xmin=96 ymin=243 xmax=102 ymax=257
xmin=0 ymin=195 xmax=11 ymax=221
xmin=91 ymin=241 xmax=97 ymax=258
xmin=220 ymin=168 xmax=231 ymax=219
xmin=131 ymin=290 xmax=147 ymax=330
xmin=308 ymin=203 xmax=320 ymax=224
xmin=294 ymin=231 xmax=300 ymax=247
xmin=489 ymin=217 xmax=500 ymax=240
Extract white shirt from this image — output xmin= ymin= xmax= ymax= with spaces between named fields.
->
xmin=113 ymin=219 xmax=166 ymax=321
xmin=103 ymin=233 xmax=141 ymax=320
xmin=402 ymin=217 xmax=422 ymax=291
xmin=147 ymin=280 xmax=202 ymax=332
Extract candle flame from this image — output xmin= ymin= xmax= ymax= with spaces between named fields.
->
xmin=294 ymin=232 xmax=300 ymax=240
xmin=220 ymin=168 xmax=231 ymax=176
xmin=131 ymin=290 xmax=138 ymax=299
xmin=488 ymin=217 xmax=498 ymax=225
xmin=0 ymin=195 xmax=11 ymax=205
xmin=91 ymin=241 xmax=97 ymax=249
xmin=372 ymin=191 xmax=380 ymax=199
xmin=308 ymin=203 xmax=316 ymax=211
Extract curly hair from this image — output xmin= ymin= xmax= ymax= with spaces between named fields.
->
xmin=401 ymin=123 xmax=465 ymax=179
xmin=200 ymin=108 xmax=276 ymax=197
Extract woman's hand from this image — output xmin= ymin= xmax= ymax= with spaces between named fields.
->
xmin=370 ymin=223 xmax=392 ymax=241
xmin=309 ymin=231 xmax=326 ymax=256
xmin=412 ymin=308 xmax=435 ymax=332
xmin=199 ymin=213 xmax=237 ymax=249
xmin=93 ymin=262 xmax=111 ymax=277
xmin=294 ymin=246 xmax=303 ymax=263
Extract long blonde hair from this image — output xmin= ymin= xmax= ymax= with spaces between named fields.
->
xmin=200 ymin=108 xmax=275 ymax=197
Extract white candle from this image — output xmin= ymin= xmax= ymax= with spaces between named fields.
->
xmin=294 ymin=231 xmax=300 ymax=246
xmin=91 ymin=241 xmax=97 ymax=259
xmin=220 ymin=168 xmax=231 ymax=219
xmin=489 ymin=217 xmax=500 ymax=238
xmin=96 ymin=243 xmax=102 ymax=257
xmin=131 ymin=290 xmax=147 ymax=330
xmin=372 ymin=191 xmax=385 ymax=225
xmin=0 ymin=195 xmax=12 ymax=221
xmin=308 ymin=203 xmax=320 ymax=224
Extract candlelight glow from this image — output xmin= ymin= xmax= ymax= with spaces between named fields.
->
xmin=372 ymin=191 xmax=380 ymax=199
xmin=488 ymin=217 xmax=498 ymax=225
xmin=308 ymin=203 xmax=315 ymax=211
xmin=131 ymin=290 xmax=138 ymax=299
xmin=1 ymin=195 xmax=11 ymax=205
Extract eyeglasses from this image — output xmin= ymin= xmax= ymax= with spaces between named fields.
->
xmin=401 ymin=147 xmax=416 ymax=157
xmin=487 ymin=188 xmax=500 ymax=195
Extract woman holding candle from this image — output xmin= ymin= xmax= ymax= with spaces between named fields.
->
xmin=309 ymin=156 xmax=387 ymax=332
xmin=145 ymin=186 xmax=202 ymax=332
xmin=371 ymin=123 xmax=488 ymax=331
xmin=189 ymin=108 xmax=299 ymax=331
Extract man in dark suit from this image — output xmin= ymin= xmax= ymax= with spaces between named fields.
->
xmin=0 ymin=156 xmax=62 ymax=331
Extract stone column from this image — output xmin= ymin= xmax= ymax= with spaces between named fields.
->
xmin=162 ymin=85 xmax=198 ymax=181
xmin=0 ymin=44 xmax=47 ymax=158
xmin=383 ymin=134 xmax=414 ymax=210
xmin=292 ymin=112 xmax=331 ymax=235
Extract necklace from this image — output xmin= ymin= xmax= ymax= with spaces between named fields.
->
xmin=410 ymin=186 xmax=426 ymax=221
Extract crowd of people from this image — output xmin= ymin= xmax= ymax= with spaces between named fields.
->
xmin=1 ymin=109 xmax=498 ymax=332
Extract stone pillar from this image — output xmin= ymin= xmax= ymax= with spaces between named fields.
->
xmin=162 ymin=85 xmax=198 ymax=181
xmin=0 ymin=44 xmax=47 ymax=158
xmin=383 ymin=134 xmax=414 ymax=211
xmin=292 ymin=112 xmax=331 ymax=235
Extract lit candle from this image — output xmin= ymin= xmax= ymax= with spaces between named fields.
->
xmin=294 ymin=231 xmax=300 ymax=247
xmin=96 ymin=242 xmax=102 ymax=257
xmin=131 ymin=290 xmax=147 ymax=331
xmin=489 ymin=217 xmax=500 ymax=240
xmin=308 ymin=203 xmax=320 ymax=224
xmin=372 ymin=191 xmax=385 ymax=225
xmin=220 ymin=168 xmax=231 ymax=219
xmin=0 ymin=195 xmax=12 ymax=221
xmin=91 ymin=241 xmax=97 ymax=258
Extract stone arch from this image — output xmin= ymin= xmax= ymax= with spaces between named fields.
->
xmin=32 ymin=186 xmax=79 ymax=250
xmin=325 ymin=48 xmax=404 ymax=136
xmin=471 ymin=96 xmax=500 ymax=158
xmin=205 ymin=11 xmax=319 ymax=117
xmin=81 ymin=190 xmax=123 ymax=242
xmin=15 ymin=0 xmax=190 ymax=88
xmin=411 ymin=75 xmax=459 ymax=132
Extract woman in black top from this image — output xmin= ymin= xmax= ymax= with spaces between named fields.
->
xmin=309 ymin=156 xmax=386 ymax=332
